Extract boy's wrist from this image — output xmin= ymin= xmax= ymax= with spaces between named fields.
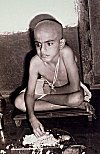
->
xmin=28 ymin=111 xmax=35 ymax=119
xmin=29 ymin=114 xmax=36 ymax=122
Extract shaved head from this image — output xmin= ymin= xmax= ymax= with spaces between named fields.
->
xmin=34 ymin=19 xmax=63 ymax=39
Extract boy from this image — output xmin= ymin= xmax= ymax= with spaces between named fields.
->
xmin=15 ymin=14 xmax=93 ymax=137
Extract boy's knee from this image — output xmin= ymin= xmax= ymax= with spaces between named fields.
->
xmin=64 ymin=90 xmax=84 ymax=107
xmin=14 ymin=94 xmax=26 ymax=112
xmin=74 ymin=90 xmax=84 ymax=107
xmin=14 ymin=95 xmax=21 ymax=109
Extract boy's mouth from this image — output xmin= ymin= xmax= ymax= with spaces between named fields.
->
xmin=41 ymin=54 xmax=49 ymax=58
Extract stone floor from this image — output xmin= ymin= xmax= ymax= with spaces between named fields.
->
xmin=0 ymin=89 xmax=100 ymax=154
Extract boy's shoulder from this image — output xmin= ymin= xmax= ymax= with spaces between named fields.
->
xmin=30 ymin=55 xmax=42 ymax=68
xmin=61 ymin=45 xmax=74 ymax=58
xmin=31 ymin=55 xmax=41 ymax=63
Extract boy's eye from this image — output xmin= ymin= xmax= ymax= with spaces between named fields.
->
xmin=35 ymin=41 xmax=54 ymax=48
xmin=35 ymin=42 xmax=41 ymax=48
xmin=47 ymin=42 xmax=53 ymax=46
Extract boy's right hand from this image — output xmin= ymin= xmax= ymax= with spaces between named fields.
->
xmin=29 ymin=115 xmax=45 ymax=137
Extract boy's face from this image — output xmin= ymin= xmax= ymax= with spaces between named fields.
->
xmin=34 ymin=21 xmax=62 ymax=63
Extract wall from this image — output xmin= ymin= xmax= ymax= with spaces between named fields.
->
xmin=77 ymin=0 xmax=100 ymax=89
xmin=88 ymin=0 xmax=100 ymax=88
xmin=0 ymin=32 xmax=31 ymax=95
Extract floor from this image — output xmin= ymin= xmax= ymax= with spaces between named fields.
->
xmin=0 ymin=89 xmax=100 ymax=154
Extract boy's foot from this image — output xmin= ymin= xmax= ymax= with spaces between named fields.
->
xmin=79 ymin=101 xmax=96 ymax=118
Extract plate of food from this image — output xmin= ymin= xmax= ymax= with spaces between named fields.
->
xmin=7 ymin=128 xmax=86 ymax=154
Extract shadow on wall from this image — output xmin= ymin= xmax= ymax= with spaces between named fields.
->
xmin=9 ymin=32 xmax=37 ymax=103
xmin=10 ymin=49 xmax=36 ymax=103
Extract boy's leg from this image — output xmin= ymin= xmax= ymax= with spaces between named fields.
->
xmin=40 ymin=89 xmax=84 ymax=108
xmin=14 ymin=90 xmax=94 ymax=115
xmin=14 ymin=89 xmax=84 ymax=111
xmin=14 ymin=92 xmax=68 ymax=112
xmin=39 ymin=89 xmax=94 ymax=114
xmin=14 ymin=92 xmax=26 ymax=112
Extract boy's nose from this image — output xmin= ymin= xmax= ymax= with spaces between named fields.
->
xmin=40 ymin=43 xmax=46 ymax=52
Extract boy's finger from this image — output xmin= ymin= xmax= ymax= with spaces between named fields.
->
xmin=36 ymin=127 xmax=43 ymax=136
xmin=40 ymin=124 xmax=45 ymax=133
xmin=34 ymin=129 xmax=40 ymax=137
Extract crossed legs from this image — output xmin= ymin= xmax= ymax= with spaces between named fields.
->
xmin=15 ymin=89 xmax=84 ymax=112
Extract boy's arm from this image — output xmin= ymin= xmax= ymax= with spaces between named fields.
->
xmin=25 ymin=57 xmax=38 ymax=118
xmin=52 ymin=47 xmax=80 ymax=94
xmin=25 ymin=57 xmax=45 ymax=136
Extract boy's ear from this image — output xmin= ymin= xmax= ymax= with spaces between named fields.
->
xmin=59 ymin=38 xmax=66 ymax=49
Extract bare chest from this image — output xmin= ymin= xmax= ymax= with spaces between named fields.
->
xmin=40 ymin=60 xmax=68 ymax=87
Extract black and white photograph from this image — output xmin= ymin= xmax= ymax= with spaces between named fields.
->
xmin=0 ymin=0 xmax=100 ymax=153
